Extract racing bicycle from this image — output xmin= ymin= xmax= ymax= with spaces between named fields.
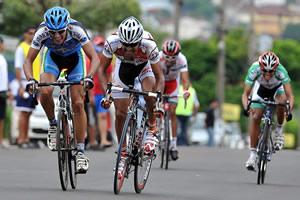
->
xmin=246 ymin=98 xmax=292 ymax=185
xmin=103 ymin=83 xmax=160 ymax=194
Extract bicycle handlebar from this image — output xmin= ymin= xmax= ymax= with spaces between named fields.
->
xmin=32 ymin=80 xmax=90 ymax=104
xmin=246 ymin=97 xmax=292 ymax=121
xmin=106 ymin=82 xmax=160 ymax=98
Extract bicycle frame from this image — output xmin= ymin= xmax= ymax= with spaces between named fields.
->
xmin=247 ymin=98 xmax=292 ymax=185
xmin=35 ymin=79 xmax=83 ymax=190
xmin=107 ymin=83 xmax=160 ymax=194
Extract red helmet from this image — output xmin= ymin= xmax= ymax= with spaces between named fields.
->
xmin=162 ymin=40 xmax=181 ymax=56
xmin=92 ymin=36 xmax=105 ymax=46
xmin=258 ymin=51 xmax=279 ymax=72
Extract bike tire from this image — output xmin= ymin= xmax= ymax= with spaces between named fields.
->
xmin=257 ymin=124 xmax=270 ymax=185
xmin=68 ymin=116 xmax=77 ymax=189
xmin=113 ymin=115 xmax=133 ymax=195
xmin=57 ymin=111 xmax=69 ymax=191
xmin=157 ymin=116 xmax=164 ymax=169
xmin=134 ymin=152 xmax=153 ymax=193
xmin=164 ymin=112 xmax=170 ymax=170
xmin=134 ymin=113 xmax=152 ymax=193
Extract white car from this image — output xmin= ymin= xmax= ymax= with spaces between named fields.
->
xmin=10 ymin=90 xmax=59 ymax=144
xmin=188 ymin=112 xmax=209 ymax=145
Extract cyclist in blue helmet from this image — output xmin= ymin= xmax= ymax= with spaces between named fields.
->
xmin=23 ymin=6 xmax=100 ymax=174
xmin=44 ymin=6 xmax=70 ymax=30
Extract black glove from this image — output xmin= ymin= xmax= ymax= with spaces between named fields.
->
xmin=25 ymin=78 xmax=38 ymax=94
xmin=243 ymin=109 xmax=249 ymax=117
xmin=83 ymin=76 xmax=94 ymax=90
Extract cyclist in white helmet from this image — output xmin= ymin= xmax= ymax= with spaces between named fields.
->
xmin=99 ymin=16 xmax=164 ymax=179
xmin=159 ymin=39 xmax=191 ymax=160
xmin=242 ymin=51 xmax=294 ymax=171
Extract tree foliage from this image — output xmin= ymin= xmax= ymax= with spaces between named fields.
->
xmin=68 ymin=0 xmax=141 ymax=33
xmin=1 ymin=0 xmax=140 ymax=36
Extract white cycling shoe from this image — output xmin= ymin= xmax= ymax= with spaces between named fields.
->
xmin=75 ymin=151 xmax=89 ymax=174
xmin=143 ymin=131 xmax=159 ymax=156
xmin=47 ymin=125 xmax=57 ymax=151
xmin=274 ymin=133 xmax=284 ymax=151
xmin=245 ymin=156 xmax=257 ymax=171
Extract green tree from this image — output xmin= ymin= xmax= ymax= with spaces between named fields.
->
xmin=68 ymin=0 xmax=141 ymax=33
xmin=1 ymin=0 xmax=141 ymax=36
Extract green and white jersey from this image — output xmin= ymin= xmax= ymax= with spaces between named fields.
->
xmin=245 ymin=62 xmax=290 ymax=89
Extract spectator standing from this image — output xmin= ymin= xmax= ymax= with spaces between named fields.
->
xmin=93 ymin=36 xmax=113 ymax=149
xmin=175 ymin=84 xmax=199 ymax=146
xmin=204 ymin=99 xmax=219 ymax=147
xmin=13 ymin=26 xmax=41 ymax=148
xmin=0 ymin=36 xmax=9 ymax=148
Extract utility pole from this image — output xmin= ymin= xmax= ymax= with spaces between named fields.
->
xmin=174 ymin=0 xmax=183 ymax=40
xmin=247 ymin=0 xmax=256 ymax=66
xmin=216 ymin=0 xmax=226 ymax=117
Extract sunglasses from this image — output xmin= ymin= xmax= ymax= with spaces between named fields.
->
xmin=262 ymin=69 xmax=275 ymax=73
xmin=163 ymin=54 xmax=177 ymax=61
xmin=121 ymin=41 xmax=139 ymax=47
xmin=48 ymin=28 xmax=67 ymax=37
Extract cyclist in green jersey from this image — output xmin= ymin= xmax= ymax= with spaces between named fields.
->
xmin=241 ymin=51 xmax=294 ymax=171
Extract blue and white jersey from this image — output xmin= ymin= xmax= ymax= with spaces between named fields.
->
xmin=31 ymin=19 xmax=90 ymax=56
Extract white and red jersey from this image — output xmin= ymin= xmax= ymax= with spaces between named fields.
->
xmin=159 ymin=52 xmax=188 ymax=96
xmin=102 ymin=31 xmax=160 ymax=65
xmin=159 ymin=52 xmax=188 ymax=81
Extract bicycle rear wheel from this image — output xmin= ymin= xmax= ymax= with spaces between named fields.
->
xmin=163 ymin=112 xmax=170 ymax=169
xmin=113 ymin=115 xmax=133 ymax=195
xmin=157 ymin=116 xmax=165 ymax=168
xmin=57 ymin=111 xmax=69 ymax=191
xmin=68 ymin=116 xmax=77 ymax=189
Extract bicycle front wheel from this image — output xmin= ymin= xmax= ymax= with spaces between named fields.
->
xmin=134 ymin=152 xmax=153 ymax=193
xmin=113 ymin=114 xmax=133 ymax=195
xmin=257 ymin=124 xmax=269 ymax=185
xmin=57 ymin=111 xmax=69 ymax=191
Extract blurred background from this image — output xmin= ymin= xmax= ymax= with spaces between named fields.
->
xmin=0 ymin=0 xmax=299 ymax=149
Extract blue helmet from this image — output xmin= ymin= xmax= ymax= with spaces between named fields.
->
xmin=44 ymin=6 xmax=70 ymax=30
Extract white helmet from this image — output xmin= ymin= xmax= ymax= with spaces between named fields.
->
xmin=118 ymin=16 xmax=144 ymax=44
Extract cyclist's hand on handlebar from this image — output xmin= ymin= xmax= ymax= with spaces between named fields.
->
xmin=25 ymin=78 xmax=38 ymax=94
xmin=243 ymin=108 xmax=249 ymax=117
xmin=100 ymin=97 xmax=112 ymax=109
xmin=83 ymin=76 xmax=94 ymax=90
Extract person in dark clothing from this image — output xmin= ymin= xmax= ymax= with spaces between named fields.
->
xmin=205 ymin=99 xmax=219 ymax=147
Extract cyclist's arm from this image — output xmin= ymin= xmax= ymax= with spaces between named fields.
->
xmin=82 ymin=41 xmax=100 ymax=77
xmin=23 ymin=47 xmax=39 ymax=80
xmin=180 ymin=71 xmax=190 ymax=91
xmin=242 ymin=84 xmax=252 ymax=110
xmin=151 ymin=62 xmax=165 ymax=92
xmin=98 ymin=53 xmax=112 ymax=91
xmin=283 ymin=83 xmax=294 ymax=110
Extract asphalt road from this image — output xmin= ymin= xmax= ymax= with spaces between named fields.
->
xmin=0 ymin=146 xmax=299 ymax=200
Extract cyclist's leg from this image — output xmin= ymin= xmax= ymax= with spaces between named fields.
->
xmin=245 ymin=82 xmax=265 ymax=170
xmin=140 ymin=67 xmax=159 ymax=154
xmin=67 ymin=49 xmax=90 ymax=173
xmin=40 ymin=50 xmax=59 ymax=150
xmin=39 ymin=48 xmax=59 ymax=122
xmin=274 ymin=90 xmax=286 ymax=150
xmin=246 ymin=107 xmax=264 ymax=170
xmin=164 ymin=80 xmax=179 ymax=148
